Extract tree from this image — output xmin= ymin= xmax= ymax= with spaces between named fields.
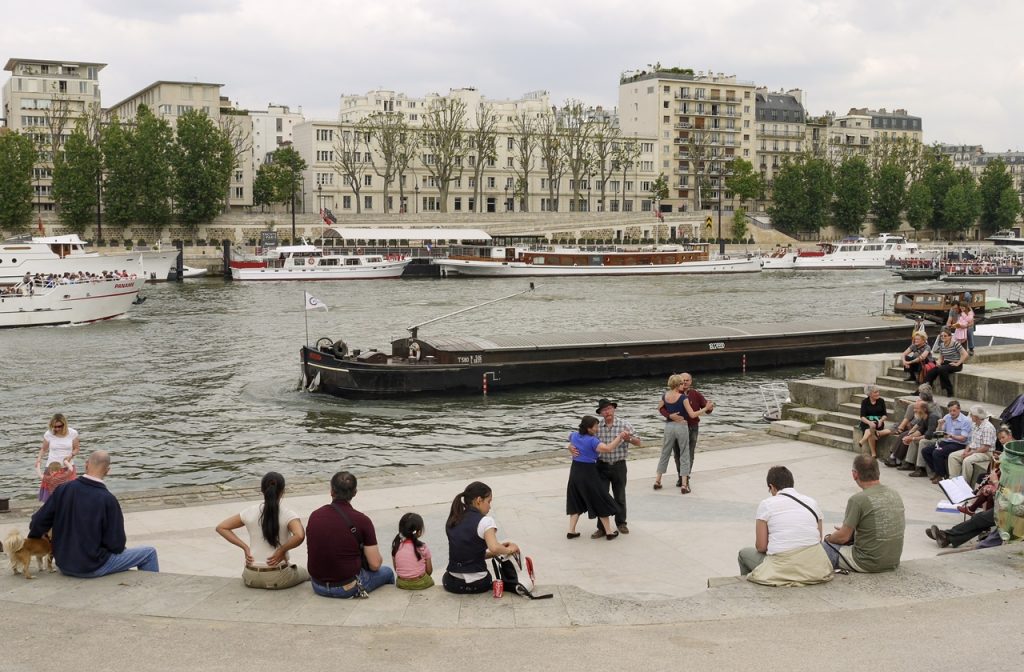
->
xmin=649 ymin=173 xmax=669 ymax=202
xmin=509 ymin=111 xmax=538 ymax=212
xmin=252 ymin=163 xmax=276 ymax=211
xmin=219 ymin=111 xmax=254 ymax=212
xmin=420 ymin=96 xmax=467 ymax=213
xmin=362 ymin=111 xmax=409 ymax=214
xmin=731 ymin=207 xmax=749 ymax=241
xmin=904 ymin=181 xmax=932 ymax=235
xmin=538 ymin=110 xmax=566 ymax=211
xmin=0 ymin=131 xmax=36 ymax=233
xmin=100 ymin=117 xmax=136 ymax=232
xmin=995 ymin=186 xmax=1022 ymax=232
xmin=766 ymin=160 xmax=808 ymax=235
xmin=394 ymin=128 xmax=419 ymax=214
xmin=173 ymin=109 xmax=234 ymax=233
xmin=270 ymin=145 xmax=307 ymax=213
xmin=132 ymin=105 xmax=175 ymax=229
xmin=871 ymin=160 xmax=907 ymax=233
xmin=943 ymin=181 xmax=980 ymax=239
xmin=803 ymin=157 xmax=834 ymax=233
xmin=465 ymin=104 xmax=498 ymax=213
xmin=332 ymin=127 xmax=371 ymax=213
xmin=920 ymin=150 xmax=956 ymax=237
xmin=978 ymin=158 xmax=1017 ymax=234
xmin=52 ymin=122 xmax=101 ymax=235
xmin=724 ymin=157 xmax=764 ymax=208
xmin=831 ymin=155 xmax=871 ymax=235
xmin=591 ymin=120 xmax=619 ymax=212
xmin=559 ymin=101 xmax=595 ymax=211
xmin=612 ymin=138 xmax=641 ymax=212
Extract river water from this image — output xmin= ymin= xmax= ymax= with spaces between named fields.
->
xmin=1 ymin=269 xmax=921 ymax=499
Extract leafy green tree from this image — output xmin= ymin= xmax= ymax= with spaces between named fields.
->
xmin=731 ymin=206 xmax=749 ymax=241
xmin=871 ymin=160 xmax=907 ymax=233
xmin=995 ymin=187 xmax=1022 ymax=232
xmin=52 ymin=123 xmax=101 ymax=235
xmin=831 ymin=155 xmax=871 ymax=235
xmin=803 ymin=156 xmax=834 ymax=233
xmin=100 ymin=117 xmax=136 ymax=231
xmin=252 ymin=163 xmax=276 ymax=210
xmin=0 ymin=131 xmax=38 ymax=233
xmin=133 ymin=105 xmax=174 ymax=228
xmin=904 ymin=181 xmax=932 ymax=235
xmin=978 ymin=158 xmax=1017 ymax=234
xmin=942 ymin=171 xmax=981 ymax=239
xmin=172 ymin=109 xmax=234 ymax=232
xmin=724 ymin=157 xmax=765 ymax=207
xmin=766 ymin=160 xmax=808 ymax=235
xmin=650 ymin=173 xmax=669 ymax=202
xmin=270 ymin=145 xmax=307 ymax=210
xmin=920 ymin=151 xmax=956 ymax=237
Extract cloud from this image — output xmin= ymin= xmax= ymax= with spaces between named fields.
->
xmin=1 ymin=0 xmax=1021 ymax=150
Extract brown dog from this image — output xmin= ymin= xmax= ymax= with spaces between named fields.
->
xmin=3 ymin=529 xmax=54 ymax=579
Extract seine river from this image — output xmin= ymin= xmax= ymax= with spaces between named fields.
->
xmin=1 ymin=269 xmax=917 ymax=499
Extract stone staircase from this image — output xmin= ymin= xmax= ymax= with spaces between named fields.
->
xmin=768 ymin=347 xmax=1024 ymax=451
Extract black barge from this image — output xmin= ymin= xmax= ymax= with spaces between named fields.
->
xmin=301 ymin=316 xmax=919 ymax=397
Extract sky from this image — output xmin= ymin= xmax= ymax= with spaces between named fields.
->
xmin=2 ymin=0 xmax=1022 ymax=150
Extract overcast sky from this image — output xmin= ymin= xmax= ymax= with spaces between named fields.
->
xmin=3 ymin=0 xmax=1021 ymax=150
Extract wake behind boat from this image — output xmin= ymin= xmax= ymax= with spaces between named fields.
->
xmin=229 ymin=242 xmax=410 ymax=280
xmin=432 ymin=242 xmax=761 ymax=277
xmin=0 ymin=274 xmax=145 ymax=328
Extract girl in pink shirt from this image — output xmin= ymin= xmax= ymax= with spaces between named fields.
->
xmin=391 ymin=513 xmax=434 ymax=590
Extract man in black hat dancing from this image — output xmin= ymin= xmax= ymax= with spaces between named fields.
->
xmin=592 ymin=398 xmax=642 ymax=538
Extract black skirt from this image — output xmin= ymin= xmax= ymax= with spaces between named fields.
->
xmin=566 ymin=460 xmax=619 ymax=518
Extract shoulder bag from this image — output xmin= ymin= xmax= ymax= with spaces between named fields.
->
xmin=331 ymin=502 xmax=372 ymax=571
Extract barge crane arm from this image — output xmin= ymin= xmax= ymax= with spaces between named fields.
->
xmin=407 ymin=283 xmax=536 ymax=340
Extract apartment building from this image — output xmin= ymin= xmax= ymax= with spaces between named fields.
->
xmin=107 ymin=81 xmax=253 ymax=208
xmin=827 ymin=107 xmax=922 ymax=157
xmin=753 ymin=89 xmax=806 ymax=187
xmin=290 ymin=88 xmax=659 ymax=216
xmin=2 ymin=57 xmax=106 ymax=212
xmin=251 ymin=103 xmax=305 ymax=168
xmin=935 ymin=143 xmax=984 ymax=170
xmin=972 ymin=151 xmax=1024 ymax=208
xmin=619 ymin=70 xmax=757 ymax=213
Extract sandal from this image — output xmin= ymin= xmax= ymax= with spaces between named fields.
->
xmin=652 ymin=482 xmax=663 ymax=490
xmin=681 ymin=481 xmax=691 ymax=494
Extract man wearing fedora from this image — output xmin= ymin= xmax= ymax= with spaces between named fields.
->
xmin=592 ymin=398 xmax=642 ymax=538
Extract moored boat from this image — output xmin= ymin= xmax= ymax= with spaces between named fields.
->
xmin=0 ymin=234 xmax=175 ymax=283
xmin=986 ymin=229 xmax=1024 ymax=245
xmin=229 ymin=242 xmax=410 ymax=280
xmin=301 ymin=316 xmax=917 ymax=397
xmin=0 ymin=275 xmax=145 ymax=328
xmin=763 ymin=234 xmax=923 ymax=270
xmin=432 ymin=242 xmax=761 ymax=277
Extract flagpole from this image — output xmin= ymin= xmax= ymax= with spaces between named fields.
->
xmin=303 ymin=288 xmax=309 ymax=346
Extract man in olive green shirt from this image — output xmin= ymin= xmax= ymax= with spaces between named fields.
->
xmin=822 ymin=455 xmax=905 ymax=572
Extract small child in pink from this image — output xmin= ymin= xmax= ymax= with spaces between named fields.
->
xmin=38 ymin=459 xmax=76 ymax=502
xmin=391 ymin=512 xmax=433 ymax=590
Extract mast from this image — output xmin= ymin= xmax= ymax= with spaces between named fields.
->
xmin=407 ymin=283 xmax=535 ymax=340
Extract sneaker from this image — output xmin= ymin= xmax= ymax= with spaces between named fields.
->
xmin=927 ymin=524 xmax=950 ymax=548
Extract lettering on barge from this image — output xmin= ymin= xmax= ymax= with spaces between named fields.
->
xmin=708 ymin=342 xmax=726 ymax=350
xmin=457 ymin=355 xmax=483 ymax=364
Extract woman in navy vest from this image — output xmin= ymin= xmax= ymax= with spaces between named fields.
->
xmin=443 ymin=481 xmax=520 ymax=594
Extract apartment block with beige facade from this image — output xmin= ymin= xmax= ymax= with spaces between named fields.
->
xmin=2 ymin=58 xmax=106 ymax=212
xmin=618 ymin=70 xmax=757 ymax=214
xmin=753 ymin=88 xmax=806 ymax=193
xmin=827 ymin=107 xmax=922 ymax=157
xmin=106 ymin=81 xmax=254 ymax=210
xmin=288 ymin=89 xmax=660 ymax=217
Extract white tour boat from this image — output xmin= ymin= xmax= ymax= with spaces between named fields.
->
xmin=986 ymin=230 xmax=1024 ymax=246
xmin=762 ymin=234 xmax=923 ymax=270
xmin=0 ymin=275 xmax=145 ymax=328
xmin=0 ymin=234 xmax=176 ymax=282
xmin=432 ymin=243 xmax=762 ymax=277
xmin=229 ymin=243 xmax=410 ymax=280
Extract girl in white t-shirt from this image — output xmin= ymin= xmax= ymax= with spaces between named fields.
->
xmin=35 ymin=414 xmax=80 ymax=499
xmin=215 ymin=472 xmax=310 ymax=590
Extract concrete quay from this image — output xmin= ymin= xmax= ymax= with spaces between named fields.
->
xmin=3 ymin=425 xmax=1023 ymax=672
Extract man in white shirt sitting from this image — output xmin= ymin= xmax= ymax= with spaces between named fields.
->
xmin=738 ymin=466 xmax=832 ymax=585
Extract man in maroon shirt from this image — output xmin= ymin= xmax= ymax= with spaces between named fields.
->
xmin=674 ymin=373 xmax=714 ymax=488
xmin=306 ymin=471 xmax=394 ymax=598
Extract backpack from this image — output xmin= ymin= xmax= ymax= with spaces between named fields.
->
xmin=490 ymin=551 xmax=553 ymax=600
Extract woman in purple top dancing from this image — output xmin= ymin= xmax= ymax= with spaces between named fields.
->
xmin=566 ymin=415 xmax=628 ymax=540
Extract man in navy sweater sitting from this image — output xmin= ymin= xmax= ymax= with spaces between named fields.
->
xmin=29 ymin=450 xmax=159 ymax=578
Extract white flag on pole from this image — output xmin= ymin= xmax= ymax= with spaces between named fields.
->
xmin=304 ymin=291 xmax=328 ymax=312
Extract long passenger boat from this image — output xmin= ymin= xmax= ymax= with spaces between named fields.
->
xmin=301 ymin=316 xmax=918 ymax=397
xmin=0 ymin=276 xmax=145 ymax=328
xmin=229 ymin=243 xmax=410 ymax=280
xmin=762 ymin=234 xmax=923 ymax=270
xmin=432 ymin=242 xmax=761 ymax=277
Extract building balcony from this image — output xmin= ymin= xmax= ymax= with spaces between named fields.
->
xmin=674 ymin=122 xmax=691 ymax=129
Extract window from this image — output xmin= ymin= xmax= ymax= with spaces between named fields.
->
xmin=364 ymin=195 xmax=373 ymax=210
xmin=316 ymin=173 xmax=333 ymax=185
xmin=316 ymin=129 xmax=334 ymax=141
xmin=487 ymin=177 xmax=496 ymax=188
xmin=316 ymin=150 xmax=333 ymax=162
xmin=234 ymin=170 xmax=244 ymax=182
xmin=506 ymin=177 xmax=514 ymax=188
xmin=663 ymin=100 xmax=669 ymax=109
xmin=342 ymin=195 xmax=352 ymax=209
xmin=233 ymin=187 xmax=244 ymax=198
xmin=469 ymin=178 xmax=476 ymax=188
xmin=364 ymin=174 xmax=372 ymax=186
xmin=276 ymin=119 xmax=283 ymax=132
xmin=507 ymin=157 xmax=514 ymax=167
xmin=364 ymin=152 xmax=371 ymax=162
xmin=454 ymin=197 xmax=462 ymax=211
xmin=507 ymin=137 xmax=514 ymax=150
xmin=176 ymin=105 xmax=194 ymax=114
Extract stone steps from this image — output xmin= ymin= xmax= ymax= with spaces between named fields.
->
xmin=798 ymin=429 xmax=857 ymax=452
xmin=813 ymin=420 xmax=857 ymax=439
xmin=877 ymin=374 xmax=920 ymax=392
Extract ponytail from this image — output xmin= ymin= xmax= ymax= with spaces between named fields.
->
xmin=258 ymin=471 xmax=286 ymax=548
xmin=446 ymin=481 xmax=491 ymax=529
xmin=392 ymin=512 xmax=426 ymax=560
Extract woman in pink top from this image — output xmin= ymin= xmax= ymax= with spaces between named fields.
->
xmin=954 ymin=301 xmax=974 ymax=350
xmin=391 ymin=512 xmax=434 ymax=590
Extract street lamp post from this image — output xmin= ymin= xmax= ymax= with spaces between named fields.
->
xmin=317 ymin=184 xmax=323 ymax=215
xmin=414 ymin=185 xmax=419 ymax=213
xmin=290 ymin=176 xmax=296 ymax=242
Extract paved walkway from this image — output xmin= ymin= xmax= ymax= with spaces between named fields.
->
xmin=3 ymin=430 xmax=1022 ymax=632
